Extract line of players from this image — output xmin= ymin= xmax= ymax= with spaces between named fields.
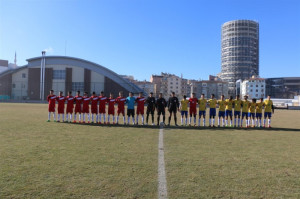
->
xmin=47 ymin=90 xmax=274 ymax=128
xmin=179 ymin=93 xmax=274 ymax=128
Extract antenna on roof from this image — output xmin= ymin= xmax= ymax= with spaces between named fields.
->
xmin=14 ymin=51 xmax=17 ymax=66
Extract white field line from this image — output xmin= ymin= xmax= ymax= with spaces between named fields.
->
xmin=158 ymin=128 xmax=168 ymax=199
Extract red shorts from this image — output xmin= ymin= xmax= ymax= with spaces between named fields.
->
xmin=82 ymin=106 xmax=89 ymax=113
xmin=58 ymin=106 xmax=64 ymax=114
xmin=108 ymin=108 xmax=114 ymax=115
xmin=48 ymin=106 xmax=55 ymax=112
xmin=99 ymin=106 xmax=106 ymax=114
xmin=75 ymin=105 xmax=81 ymax=113
xmin=137 ymin=108 xmax=144 ymax=115
xmin=189 ymin=108 xmax=197 ymax=115
xmin=91 ymin=107 xmax=98 ymax=114
xmin=117 ymin=108 xmax=125 ymax=115
xmin=66 ymin=106 xmax=73 ymax=114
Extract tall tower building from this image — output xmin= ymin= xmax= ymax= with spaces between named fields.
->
xmin=220 ymin=20 xmax=259 ymax=96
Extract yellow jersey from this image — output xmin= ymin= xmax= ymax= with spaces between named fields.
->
xmin=234 ymin=99 xmax=242 ymax=111
xmin=225 ymin=99 xmax=234 ymax=111
xmin=264 ymin=99 xmax=273 ymax=113
xmin=198 ymin=99 xmax=207 ymax=111
xmin=208 ymin=99 xmax=217 ymax=108
xmin=256 ymin=102 xmax=263 ymax=113
xmin=180 ymin=99 xmax=188 ymax=111
xmin=241 ymin=100 xmax=250 ymax=112
xmin=248 ymin=102 xmax=256 ymax=113
xmin=217 ymin=100 xmax=226 ymax=111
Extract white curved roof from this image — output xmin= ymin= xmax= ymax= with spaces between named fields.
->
xmin=1 ymin=56 xmax=143 ymax=93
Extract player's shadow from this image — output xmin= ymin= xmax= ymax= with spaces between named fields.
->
xmin=67 ymin=122 xmax=300 ymax=132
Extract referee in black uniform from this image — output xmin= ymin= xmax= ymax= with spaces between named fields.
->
xmin=167 ymin=92 xmax=180 ymax=126
xmin=145 ymin=92 xmax=156 ymax=125
xmin=156 ymin=93 xmax=167 ymax=126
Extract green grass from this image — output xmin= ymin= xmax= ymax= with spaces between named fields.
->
xmin=0 ymin=103 xmax=158 ymax=198
xmin=0 ymin=103 xmax=300 ymax=198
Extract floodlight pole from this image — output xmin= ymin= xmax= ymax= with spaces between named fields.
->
xmin=41 ymin=51 xmax=46 ymax=101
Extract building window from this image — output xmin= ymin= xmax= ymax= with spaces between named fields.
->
xmin=22 ymin=73 xmax=26 ymax=78
xmin=256 ymin=89 xmax=258 ymax=92
xmin=261 ymin=85 xmax=264 ymax=87
xmin=218 ymin=83 xmax=222 ymax=87
xmin=202 ymin=83 xmax=207 ymax=87
xmin=250 ymin=89 xmax=253 ymax=92
xmin=250 ymin=85 xmax=253 ymax=87
xmin=12 ymin=84 xmax=16 ymax=88
xmin=22 ymin=84 xmax=26 ymax=88
xmin=261 ymin=89 xmax=264 ymax=92
xmin=256 ymin=85 xmax=258 ymax=87
xmin=53 ymin=70 xmax=66 ymax=80
xmin=256 ymin=94 xmax=258 ymax=97
xmin=72 ymin=82 xmax=84 ymax=92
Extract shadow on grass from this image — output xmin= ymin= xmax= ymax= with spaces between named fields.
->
xmin=59 ymin=122 xmax=300 ymax=132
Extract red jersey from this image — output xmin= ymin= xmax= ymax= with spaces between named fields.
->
xmin=136 ymin=97 xmax=146 ymax=109
xmin=107 ymin=98 xmax=116 ymax=115
xmin=74 ymin=95 xmax=83 ymax=113
xmin=189 ymin=98 xmax=198 ymax=110
xmin=90 ymin=96 xmax=99 ymax=114
xmin=82 ymin=96 xmax=91 ymax=113
xmin=47 ymin=95 xmax=57 ymax=112
xmin=136 ymin=97 xmax=146 ymax=114
xmin=56 ymin=96 xmax=66 ymax=114
xmin=66 ymin=95 xmax=74 ymax=113
xmin=116 ymin=97 xmax=126 ymax=110
xmin=99 ymin=96 xmax=107 ymax=113
xmin=116 ymin=96 xmax=126 ymax=115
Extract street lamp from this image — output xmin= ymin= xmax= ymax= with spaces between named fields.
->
xmin=40 ymin=51 xmax=46 ymax=100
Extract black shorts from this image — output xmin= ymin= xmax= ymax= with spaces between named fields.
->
xmin=146 ymin=107 xmax=154 ymax=115
xmin=157 ymin=109 xmax=165 ymax=115
xmin=127 ymin=109 xmax=135 ymax=117
xmin=169 ymin=108 xmax=177 ymax=114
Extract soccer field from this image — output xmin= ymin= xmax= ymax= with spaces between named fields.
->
xmin=0 ymin=103 xmax=300 ymax=198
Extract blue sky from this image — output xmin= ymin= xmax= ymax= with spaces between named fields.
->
xmin=0 ymin=0 xmax=299 ymax=81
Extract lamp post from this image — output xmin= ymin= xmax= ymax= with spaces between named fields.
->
xmin=40 ymin=51 xmax=46 ymax=100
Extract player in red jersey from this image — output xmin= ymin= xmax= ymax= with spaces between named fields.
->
xmin=74 ymin=91 xmax=83 ymax=123
xmin=56 ymin=91 xmax=66 ymax=122
xmin=136 ymin=92 xmax=146 ymax=125
xmin=82 ymin=92 xmax=91 ymax=123
xmin=98 ymin=91 xmax=107 ymax=124
xmin=47 ymin=90 xmax=57 ymax=122
xmin=90 ymin=92 xmax=99 ymax=123
xmin=189 ymin=93 xmax=198 ymax=126
xmin=65 ymin=91 xmax=74 ymax=122
xmin=107 ymin=93 xmax=116 ymax=124
xmin=115 ymin=91 xmax=126 ymax=124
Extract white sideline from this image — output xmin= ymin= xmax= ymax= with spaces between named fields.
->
xmin=158 ymin=128 xmax=168 ymax=199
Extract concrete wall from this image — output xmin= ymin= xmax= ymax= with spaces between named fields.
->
xmin=12 ymin=68 xmax=28 ymax=99
xmin=90 ymin=71 xmax=105 ymax=94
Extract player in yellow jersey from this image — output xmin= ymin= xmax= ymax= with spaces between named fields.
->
xmin=263 ymin=95 xmax=274 ymax=128
xmin=256 ymin=98 xmax=263 ymax=128
xmin=233 ymin=95 xmax=242 ymax=127
xmin=248 ymin=98 xmax=256 ymax=127
xmin=217 ymin=95 xmax=226 ymax=127
xmin=198 ymin=94 xmax=207 ymax=127
xmin=225 ymin=96 xmax=234 ymax=127
xmin=208 ymin=94 xmax=217 ymax=127
xmin=180 ymin=95 xmax=189 ymax=126
xmin=241 ymin=95 xmax=250 ymax=127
